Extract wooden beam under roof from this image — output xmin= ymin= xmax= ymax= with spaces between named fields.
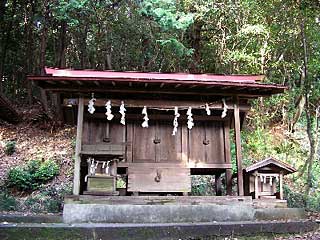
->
xmin=76 ymin=80 xmax=83 ymax=85
xmin=63 ymin=98 xmax=251 ymax=111
xmin=48 ymin=87 xmax=275 ymax=98
xmin=46 ymin=80 xmax=56 ymax=85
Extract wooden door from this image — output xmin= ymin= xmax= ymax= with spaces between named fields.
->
xmin=188 ymin=122 xmax=206 ymax=164
xmin=188 ymin=120 xmax=226 ymax=165
xmin=204 ymin=121 xmax=225 ymax=164
xmin=132 ymin=122 xmax=157 ymax=163
xmin=157 ymin=120 xmax=183 ymax=163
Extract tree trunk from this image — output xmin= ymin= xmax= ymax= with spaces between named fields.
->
xmin=304 ymin=96 xmax=319 ymax=195
xmin=0 ymin=0 xmax=17 ymax=93
xmin=57 ymin=21 xmax=67 ymax=68
xmin=39 ymin=0 xmax=49 ymax=75
xmin=24 ymin=0 xmax=35 ymax=104
xmin=79 ymin=25 xmax=88 ymax=69
xmin=188 ymin=21 xmax=202 ymax=73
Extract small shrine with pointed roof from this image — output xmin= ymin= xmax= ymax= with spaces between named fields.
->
xmin=243 ymin=157 xmax=296 ymax=200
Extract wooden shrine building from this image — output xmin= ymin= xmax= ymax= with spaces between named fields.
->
xmin=244 ymin=157 xmax=296 ymax=200
xmin=28 ymin=68 xmax=286 ymax=197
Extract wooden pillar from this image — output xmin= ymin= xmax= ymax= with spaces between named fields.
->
xmin=52 ymin=93 xmax=63 ymax=121
xmin=254 ymin=171 xmax=259 ymax=199
xmin=73 ymin=97 xmax=84 ymax=195
xmin=234 ymin=97 xmax=244 ymax=196
xmin=224 ymin=121 xmax=232 ymax=195
xmin=279 ymin=172 xmax=283 ymax=200
xmin=40 ymin=89 xmax=48 ymax=113
xmin=226 ymin=169 xmax=232 ymax=195
xmin=215 ymin=173 xmax=222 ymax=196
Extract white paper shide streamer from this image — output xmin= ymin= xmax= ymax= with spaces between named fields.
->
xmin=172 ymin=107 xmax=180 ymax=136
xmin=221 ymin=98 xmax=228 ymax=118
xmin=88 ymin=94 xmax=96 ymax=114
xmin=105 ymin=100 xmax=114 ymax=120
xmin=187 ymin=107 xmax=194 ymax=130
xmin=141 ymin=106 xmax=149 ymax=128
xmin=119 ymin=101 xmax=126 ymax=125
xmin=205 ymin=103 xmax=211 ymax=115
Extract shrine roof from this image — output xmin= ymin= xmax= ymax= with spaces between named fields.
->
xmin=245 ymin=157 xmax=296 ymax=175
xmin=28 ymin=67 xmax=287 ymax=98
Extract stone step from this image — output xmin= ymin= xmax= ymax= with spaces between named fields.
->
xmin=0 ymin=221 xmax=318 ymax=240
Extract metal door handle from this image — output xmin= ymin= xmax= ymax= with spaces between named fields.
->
xmin=203 ymin=139 xmax=210 ymax=145
xmin=154 ymin=138 xmax=161 ymax=144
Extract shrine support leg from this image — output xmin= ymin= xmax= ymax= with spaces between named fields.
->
xmin=226 ymin=169 xmax=232 ymax=195
xmin=215 ymin=173 xmax=222 ymax=196
xmin=279 ymin=172 xmax=283 ymax=200
xmin=73 ymin=97 xmax=84 ymax=195
xmin=234 ymin=97 xmax=244 ymax=196
xmin=254 ymin=171 xmax=259 ymax=199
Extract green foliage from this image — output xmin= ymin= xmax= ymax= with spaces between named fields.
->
xmin=4 ymin=141 xmax=16 ymax=155
xmin=26 ymin=184 xmax=72 ymax=213
xmin=284 ymin=185 xmax=320 ymax=211
xmin=6 ymin=159 xmax=59 ymax=191
xmin=0 ymin=191 xmax=18 ymax=211
xmin=191 ymin=175 xmax=217 ymax=196
xmin=157 ymin=38 xmax=193 ymax=57
xmin=140 ymin=0 xmax=193 ymax=31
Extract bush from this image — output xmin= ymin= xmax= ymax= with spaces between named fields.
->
xmin=284 ymin=185 xmax=320 ymax=211
xmin=0 ymin=191 xmax=18 ymax=211
xmin=23 ymin=184 xmax=72 ymax=213
xmin=6 ymin=159 xmax=59 ymax=191
xmin=4 ymin=141 xmax=16 ymax=155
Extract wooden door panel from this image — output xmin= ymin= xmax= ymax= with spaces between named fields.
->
xmin=158 ymin=121 xmax=183 ymax=163
xmin=204 ymin=121 xmax=225 ymax=164
xmin=188 ymin=122 xmax=206 ymax=165
xmin=108 ymin=122 xmax=125 ymax=143
xmin=132 ymin=123 xmax=156 ymax=163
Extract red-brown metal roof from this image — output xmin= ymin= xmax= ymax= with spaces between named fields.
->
xmin=28 ymin=67 xmax=287 ymax=98
xmin=44 ymin=67 xmax=264 ymax=83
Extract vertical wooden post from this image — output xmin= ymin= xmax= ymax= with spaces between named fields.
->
xmin=215 ymin=173 xmax=222 ymax=196
xmin=73 ymin=97 xmax=84 ymax=195
xmin=226 ymin=169 xmax=232 ymax=195
xmin=279 ymin=172 xmax=283 ymax=200
xmin=271 ymin=177 xmax=276 ymax=195
xmin=234 ymin=97 xmax=244 ymax=196
xmin=52 ymin=93 xmax=63 ymax=121
xmin=224 ymin=121 xmax=232 ymax=195
xmin=254 ymin=171 xmax=259 ymax=199
xmin=40 ymin=89 xmax=48 ymax=113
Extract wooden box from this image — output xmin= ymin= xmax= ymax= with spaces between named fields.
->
xmin=87 ymin=175 xmax=116 ymax=192
xmin=128 ymin=166 xmax=191 ymax=193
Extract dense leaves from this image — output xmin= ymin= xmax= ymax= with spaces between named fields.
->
xmin=6 ymin=159 xmax=59 ymax=191
xmin=0 ymin=0 xmax=319 ymax=198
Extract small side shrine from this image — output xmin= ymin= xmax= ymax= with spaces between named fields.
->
xmin=243 ymin=157 xmax=296 ymax=200
xmin=28 ymin=68 xmax=286 ymax=198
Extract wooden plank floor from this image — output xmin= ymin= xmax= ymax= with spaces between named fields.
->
xmin=65 ymin=195 xmax=253 ymax=205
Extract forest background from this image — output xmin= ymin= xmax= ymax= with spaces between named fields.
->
xmin=0 ymin=0 xmax=319 ymax=213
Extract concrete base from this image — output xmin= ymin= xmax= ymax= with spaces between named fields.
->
xmin=63 ymin=196 xmax=306 ymax=224
xmin=0 ymin=221 xmax=318 ymax=240
xmin=255 ymin=208 xmax=306 ymax=221
xmin=63 ymin=203 xmax=255 ymax=223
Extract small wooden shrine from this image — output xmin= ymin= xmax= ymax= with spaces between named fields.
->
xmin=28 ymin=68 xmax=286 ymax=197
xmin=243 ymin=157 xmax=296 ymax=199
